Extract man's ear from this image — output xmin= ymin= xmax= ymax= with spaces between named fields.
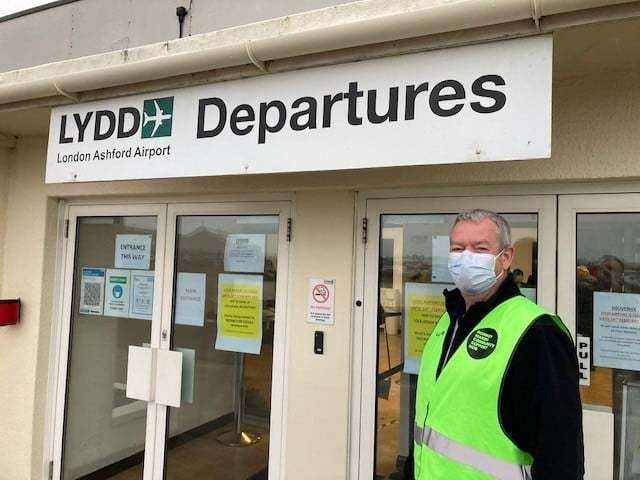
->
xmin=501 ymin=246 xmax=515 ymax=271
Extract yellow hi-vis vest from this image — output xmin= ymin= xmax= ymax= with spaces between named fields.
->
xmin=414 ymin=295 xmax=571 ymax=480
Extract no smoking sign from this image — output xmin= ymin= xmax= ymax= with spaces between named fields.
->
xmin=312 ymin=284 xmax=330 ymax=303
xmin=308 ymin=278 xmax=335 ymax=325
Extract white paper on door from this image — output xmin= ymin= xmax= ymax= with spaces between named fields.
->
xmin=431 ymin=235 xmax=452 ymax=283
xmin=175 ymin=272 xmax=206 ymax=327
xmin=130 ymin=270 xmax=155 ymax=320
xmin=224 ymin=234 xmax=266 ymax=273
xmin=115 ymin=234 xmax=152 ymax=270
xmin=594 ymin=292 xmax=640 ymax=371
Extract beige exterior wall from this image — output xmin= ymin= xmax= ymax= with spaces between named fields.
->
xmin=0 ymin=49 xmax=639 ymax=478
xmin=0 ymin=148 xmax=9 ymax=293
xmin=284 ymin=190 xmax=356 ymax=479
xmin=0 ymin=139 xmax=54 ymax=479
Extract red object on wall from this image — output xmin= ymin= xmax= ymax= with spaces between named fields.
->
xmin=0 ymin=299 xmax=20 ymax=326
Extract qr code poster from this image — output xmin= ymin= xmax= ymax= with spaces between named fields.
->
xmin=80 ymin=267 xmax=106 ymax=315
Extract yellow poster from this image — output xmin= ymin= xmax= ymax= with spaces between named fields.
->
xmin=403 ymin=282 xmax=449 ymax=374
xmin=215 ymin=273 xmax=263 ymax=354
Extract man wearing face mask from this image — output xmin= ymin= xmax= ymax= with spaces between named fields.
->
xmin=409 ymin=210 xmax=583 ymax=480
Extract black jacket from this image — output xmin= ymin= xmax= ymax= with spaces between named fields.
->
xmin=405 ymin=276 xmax=584 ymax=479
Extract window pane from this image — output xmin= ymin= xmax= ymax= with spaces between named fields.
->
xmin=63 ymin=216 xmax=157 ymax=479
xmin=575 ymin=213 xmax=640 ymax=478
xmin=375 ymin=212 xmax=538 ymax=478
xmin=164 ymin=215 xmax=279 ymax=479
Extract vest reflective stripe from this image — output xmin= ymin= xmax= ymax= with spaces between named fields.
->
xmin=415 ymin=424 xmax=533 ymax=480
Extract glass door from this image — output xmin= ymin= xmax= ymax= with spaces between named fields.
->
xmin=52 ymin=205 xmax=167 ymax=480
xmin=153 ymin=203 xmax=291 ymax=480
xmin=557 ymin=194 xmax=640 ymax=480
xmin=352 ymin=195 xmax=557 ymax=479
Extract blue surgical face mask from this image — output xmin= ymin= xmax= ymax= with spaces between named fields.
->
xmin=448 ymin=249 xmax=505 ymax=295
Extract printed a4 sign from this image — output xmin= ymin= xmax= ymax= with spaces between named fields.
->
xmin=46 ymin=36 xmax=552 ymax=183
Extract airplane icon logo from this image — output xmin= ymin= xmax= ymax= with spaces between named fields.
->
xmin=142 ymin=97 xmax=174 ymax=138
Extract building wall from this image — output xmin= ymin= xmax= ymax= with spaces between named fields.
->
xmin=285 ymin=190 xmax=356 ymax=479
xmin=0 ymin=148 xmax=9 ymax=293
xmin=0 ymin=0 xmax=360 ymax=74
xmin=0 ymin=59 xmax=639 ymax=478
xmin=0 ymin=140 xmax=52 ymax=480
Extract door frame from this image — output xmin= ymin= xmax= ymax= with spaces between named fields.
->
xmin=350 ymin=193 xmax=557 ymax=479
xmin=556 ymin=193 xmax=640 ymax=480
xmin=47 ymin=198 xmax=293 ymax=480
xmin=153 ymin=201 xmax=292 ymax=480
xmin=50 ymin=203 xmax=169 ymax=480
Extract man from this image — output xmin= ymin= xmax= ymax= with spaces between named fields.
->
xmin=409 ymin=209 xmax=584 ymax=479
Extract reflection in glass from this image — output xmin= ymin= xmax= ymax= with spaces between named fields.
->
xmin=165 ymin=215 xmax=279 ymax=480
xmin=375 ymin=213 xmax=538 ymax=478
xmin=575 ymin=213 xmax=640 ymax=478
xmin=62 ymin=216 xmax=157 ymax=479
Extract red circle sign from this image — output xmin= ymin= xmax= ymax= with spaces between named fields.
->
xmin=312 ymin=284 xmax=330 ymax=303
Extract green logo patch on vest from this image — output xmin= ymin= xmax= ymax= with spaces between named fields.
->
xmin=467 ymin=328 xmax=498 ymax=359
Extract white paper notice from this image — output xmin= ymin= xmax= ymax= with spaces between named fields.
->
xmin=224 ymin=234 xmax=266 ymax=273
xmin=594 ymin=292 xmax=640 ymax=371
xmin=130 ymin=271 xmax=154 ymax=320
xmin=104 ymin=269 xmax=131 ymax=318
xmin=175 ymin=273 xmax=206 ymax=327
xmin=431 ymin=235 xmax=452 ymax=284
xmin=80 ymin=267 xmax=106 ymax=315
xmin=115 ymin=234 xmax=152 ymax=270
xmin=307 ymin=278 xmax=336 ymax=325
xmin=577 ymin=335 xmax=591 ymax=387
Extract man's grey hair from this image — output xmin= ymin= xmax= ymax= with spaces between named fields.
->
xmin=451 ymin=209 xmax=512 ymax=249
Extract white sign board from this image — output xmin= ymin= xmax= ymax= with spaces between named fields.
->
xmin=115 ymin=235 xmax=152 ymax=270
xmin=175 ymin=272 xmax=206 ymax=327
xmin=46 ymin=36 xmax=552 ymax=183
xmin=224 ymin=234 xmax=266 ymax=273
xmin=104 ymin=269 xmax=131 ymax=318
xmin=307 ymin=278 xmax=336 ymax=325
xmin=79 ymin=267 xmax=105 ymax=315
xmin=594 ymin=292 xmax=640 ymax=371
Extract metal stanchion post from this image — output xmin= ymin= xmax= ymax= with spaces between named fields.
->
xmin=217 ymin=352 xmax=262 ymax=447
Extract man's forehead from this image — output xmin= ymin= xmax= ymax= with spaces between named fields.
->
xmin=450 ymin=219 xmax=500 ymax=243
